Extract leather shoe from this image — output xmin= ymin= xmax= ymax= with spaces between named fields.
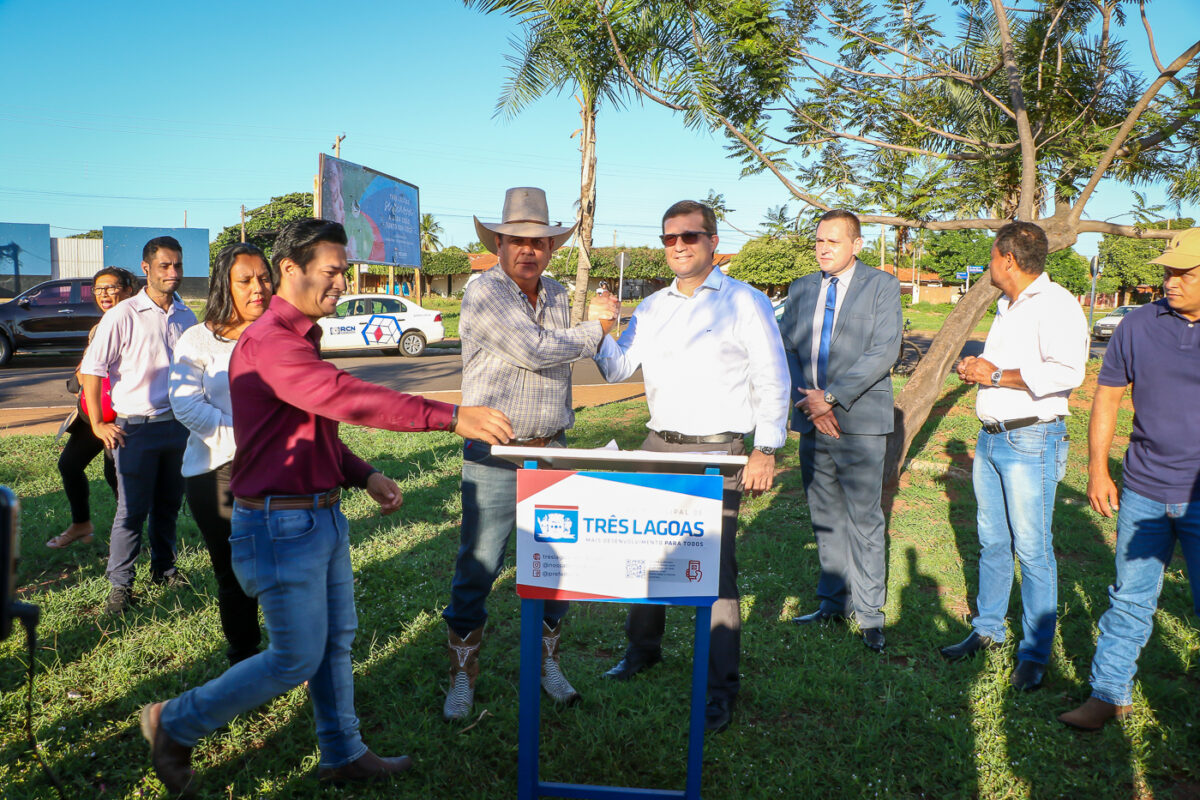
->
xmin=705 ymin=697 xmax=734 ymax=733
xmin=862 ymin=627 xmax=885 ymax=652
xmin=602 ymin=649 xmax=662 ymax=681
xmin=1058 ymin=697 xmax=1132 ymax=731
xmin=792 ymin=608 xmax=846 ymax=626
xmin=318 ymin=750 xmax=414 ymax=784
xmin=139 ymin=702 xmax=196 ymax=798
xmin=939 ymin=632 xmax=995 ymax=662
xmin=1009 ymin=660 xmax=1046 ymax=691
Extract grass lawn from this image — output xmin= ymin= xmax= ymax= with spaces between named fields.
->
xmin=905 ymin=302 xmax=996 ymax=336
xmin=2 ymin=369 xmax=1197 ymax=799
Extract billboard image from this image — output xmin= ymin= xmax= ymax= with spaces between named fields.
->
xmin=101 ymin=227 xmax=210 ymax=278
xmin=0 ymin=222 xmax=52 ymax=298
xmin=319 ymin=154 xmax=420 ymax=266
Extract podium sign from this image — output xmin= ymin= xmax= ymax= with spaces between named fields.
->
xmin=516 ymin=470 xmax=723 ymax=604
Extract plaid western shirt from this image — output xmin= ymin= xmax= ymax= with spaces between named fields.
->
xmin=460 ymin=266 xmax=604 ymax=439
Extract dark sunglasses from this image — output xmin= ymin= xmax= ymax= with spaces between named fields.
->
xmin=659 ymin=231 xmax=711 ymax=246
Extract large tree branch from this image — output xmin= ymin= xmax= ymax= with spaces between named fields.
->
xmin=1069 ymin=39 xmax=1200 ymax=223
xmin=1075 ymin=220 xmax=1178 ymax=238
xmin=991 ymin=0 xmax=1039 ymax=220
xmin=596 ymin=3 xmax=686 ymax=112
xmin=1035 ymin=2 xmax=1067 ymax=91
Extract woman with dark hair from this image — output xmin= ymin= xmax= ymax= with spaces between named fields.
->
xmin=169 ymin=243 xmax=272 ymax=665
xmin=49 ymin=267 xmax=139 ymax=548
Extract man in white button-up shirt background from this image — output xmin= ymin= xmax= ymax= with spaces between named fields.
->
xmin=593 ymin=199 xmax=790 ymax=733
xmin=940 ymin=221 xmax=1088 ymax=693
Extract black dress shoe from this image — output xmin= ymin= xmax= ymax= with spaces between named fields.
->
xmin=792 ymin=608 xmax=847 ymax=625
xmin=1010 ymin=660 xmax=1046 ymax=692
xmin=602 ymin=649 xmax=662 ymax=681
xmin=862 ymin=627 xmax=886 ymax=652
xmin=939 ymin=632 xmax=995 ymax=662
xmin=704 ymin=697 xmax=734 ymax=733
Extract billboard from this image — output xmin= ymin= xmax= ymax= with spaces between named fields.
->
xmin=319 ymin=154 xmax=420 ymax=266
xmin=0 ymin=222 xmax=52 ymax=298
xmin=101 ymin=227 xmax=210 ymax=278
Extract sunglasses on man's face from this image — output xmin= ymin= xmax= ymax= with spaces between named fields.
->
xmin=659 ymin=231 xmax=711 ymax=246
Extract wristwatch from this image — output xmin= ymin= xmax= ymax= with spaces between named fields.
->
xmin=990 ymin=369 xmax=1003 ymax=387
xmin=754 ymin=446 xmax=777 ymax=456
xmin=823 ymin=391 xmax=838 ymax=407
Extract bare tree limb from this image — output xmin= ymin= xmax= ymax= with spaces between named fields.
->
xmin=1075 ymin=220 xmax=1178 ymax=238
xmin=991 ymin=0 xmax=1040 ymax=220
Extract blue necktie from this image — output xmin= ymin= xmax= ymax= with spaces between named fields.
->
xmin=817 ymin=276 xmax=838 ymax=389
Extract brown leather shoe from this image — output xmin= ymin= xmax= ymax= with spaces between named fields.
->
xmin=139 ymin=702 xmax=196 ymax=798
xmin=1057 ymin=697 xmax=1132 ymax=731
xmin=318 ymin=749 xmax=414 ymax=784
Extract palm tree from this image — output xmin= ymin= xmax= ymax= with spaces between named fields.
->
xmin=463 ymin=0 xmax=663 ymax=323
xmin=420 ymin=213 xmax=443 ymax=253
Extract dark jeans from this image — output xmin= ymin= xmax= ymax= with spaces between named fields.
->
xmin=443 ymin=437 xmax=569 ymax=637
xmin=186 ymin=463 xmax=262 ymax=665
xmin=106 ymin=418 xmax=188 ymax=588
xmin=625 ymin=431 xmax=744 ymax=703
xmin=58 ymin=414 xmax=118 ymax=524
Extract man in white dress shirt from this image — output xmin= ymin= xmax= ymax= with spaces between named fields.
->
xmin=939 ymin=221 xmax=1089 ymax=692
xmin=81 ymin=236 xmax=197 ymax=614
xmin=593 ymin=199 xmax=790 ymax=733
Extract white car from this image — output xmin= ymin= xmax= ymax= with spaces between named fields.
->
xmin=317 ymin=294 xmax=444 ymax=357
xmin=1091 ymin=305 xmax=1138 ymax=339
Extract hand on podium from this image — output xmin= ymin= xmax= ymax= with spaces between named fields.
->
xmin=453 ymin=406 xmax=514 ymax=445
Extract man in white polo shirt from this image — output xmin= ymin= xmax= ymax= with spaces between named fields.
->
xmin=939 ymin=221 xmax=1088 ymax=692
xmin=81 ymin=236 xmax=197 ymax=614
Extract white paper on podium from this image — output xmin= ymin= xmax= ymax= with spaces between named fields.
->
xmin=515 ymin=468 xmax=724 ymax=604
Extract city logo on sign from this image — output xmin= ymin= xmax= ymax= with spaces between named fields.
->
xmin=361 ymin=314 xmax=401 ymax=346
xmin=534 ymin=505 xmax=578 ymax=543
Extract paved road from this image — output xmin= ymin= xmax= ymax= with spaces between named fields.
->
xmin=0 ymin=346 xmax=643 ymax=409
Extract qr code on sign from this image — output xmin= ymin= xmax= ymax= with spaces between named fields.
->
xmin=625 ymin=560 xmax=645 ymax=579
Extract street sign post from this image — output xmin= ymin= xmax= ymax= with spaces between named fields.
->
xmin=615 ymin=251 xmax=629 ymax=336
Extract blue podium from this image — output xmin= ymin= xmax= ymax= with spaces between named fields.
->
xmin=490 ymin=446 xmax=747 ymax=800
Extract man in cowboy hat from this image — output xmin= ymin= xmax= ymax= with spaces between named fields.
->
xmin=440 ymin=187 xmax=620 ymax=720
xmin=1058 ymin=228 xmax=1200 ymax=731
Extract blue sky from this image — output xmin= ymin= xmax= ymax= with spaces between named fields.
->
xmin=1 ymin=0 xmax=1196 ymax=259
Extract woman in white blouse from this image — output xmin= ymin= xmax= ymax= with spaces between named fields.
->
xmin=169 ymin=243 xmax=272 ymax=665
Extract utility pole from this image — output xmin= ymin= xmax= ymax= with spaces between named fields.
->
xmin=183 ymin=210 xmax=188 ymax=228
xmin=1087 ymin=255 xmax=1102 ymax=332
xmin=240 ymin=205 xmax=247 ymax=243
xmin=333 ymin=134 xmax=345 ymax=159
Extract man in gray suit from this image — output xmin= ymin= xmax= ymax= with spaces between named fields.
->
xmin=778 ymin=209 xmax=902 ymax=651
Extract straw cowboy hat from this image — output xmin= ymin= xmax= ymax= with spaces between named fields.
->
xmin=473 ymin=187 xmax=577 ymax=255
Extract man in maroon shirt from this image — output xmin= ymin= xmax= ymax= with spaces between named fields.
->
xmin=138 ymin=219 xmax=511 ymax=796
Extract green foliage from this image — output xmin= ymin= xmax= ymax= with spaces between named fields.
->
xmin=420 ymin=246 xmax=472 ymax=276
xmin=1044 ymin=248 xmax=1092 ymax=296
xmin=550 ymin=246 xmax=672 ymax=280
xmin=464 ymin=240 xmax=489 ymax=253
xmin=916 ymin=229 xmax=994 ymax=285
xmin=66 ymin=229 xmax=102 ymax=239
xmin=1098 ymin=218 xmax=1196 ymax=292
xmin=727 ymin=236 xmax=818 ymax=286
xmin=420 ymin=213 xmax=444 ymax=253
xmin=209 ymin=193 xmax=314 ymax=267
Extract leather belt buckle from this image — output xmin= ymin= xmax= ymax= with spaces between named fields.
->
xmin=236 ymin=488 xmax=341 ymax=511
xmin=510 ymin=430 xmax=564 ymax=448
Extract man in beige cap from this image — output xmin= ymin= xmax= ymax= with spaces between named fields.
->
xmin=440 ymin=187 xmax=620 ymax=720
xmin=1058 ymin=228 xmax=1200 ymax=731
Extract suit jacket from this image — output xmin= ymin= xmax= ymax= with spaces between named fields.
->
xmin=778 ymin=260 xmax=902 ymax=436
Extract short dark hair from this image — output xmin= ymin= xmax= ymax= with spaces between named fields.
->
xmin=272 ymin=218 xmax=348 ymax=273
xmin=662 ymin=200 xmax=717 ymax=235
xmin=817 ymin=209 xmax=862 ymax=240
xmin=92 ymin=266 xmax=139 ymax=292
xmin=142 ymin=236 xmax=183 ymax=263
xmin=205 ymin=243 xmax=271 ymax=337
xmin=994 ymin=221 xmax=1047 ymax=275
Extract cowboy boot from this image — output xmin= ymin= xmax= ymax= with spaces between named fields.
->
xmin=443 ymin=626 xmax=483 ymax=721
xmin=541 ymin=621 xmax=581 ymax=705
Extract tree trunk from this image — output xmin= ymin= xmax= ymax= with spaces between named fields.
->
xmin=570 ymin=103 xmax=598 ymax=325
xmin=883 ymin=271 xmax=1001 ymax=487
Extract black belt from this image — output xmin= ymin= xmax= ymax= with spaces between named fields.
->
xmin=980 ymin=416 xmax=1063 ymax=435
xmin=235 ymin=488 xmax=341 ymax=511
xmin=654 ymin=430 xmax=745 ymax=445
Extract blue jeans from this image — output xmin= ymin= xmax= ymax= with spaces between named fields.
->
xmin=971 ymin=419 xmax=1069 ymax=664
xmin=442 ymin=439 xmax=567 ymax=636
xmin=160 ymin=498 xmax=366 ymax=769
xmin=1089 ymin=488 xmax=1200 ymax=706
xmin=107 ymin=419 xmax=188 ymax=587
